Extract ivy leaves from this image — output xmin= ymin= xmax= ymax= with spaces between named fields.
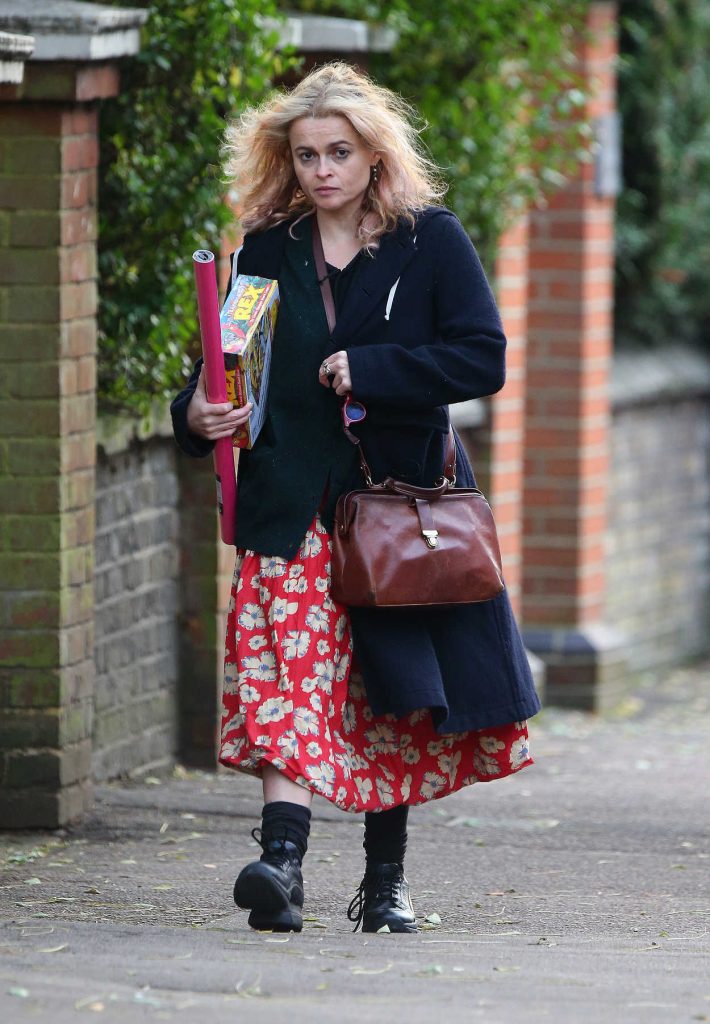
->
xmin=290 ymin=0 xmax=590 ymax=268
xmin=97 ymin=0 xmax=592 ymax=411
xmin=97 ymin=0 xmax=295 ymax=413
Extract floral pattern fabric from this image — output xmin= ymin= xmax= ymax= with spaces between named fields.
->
xmin=220 ymin=517 xmax=533 ymax=812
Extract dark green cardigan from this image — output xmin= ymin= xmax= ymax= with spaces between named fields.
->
xmin=232 ymin=219 xmax=359 ymax=555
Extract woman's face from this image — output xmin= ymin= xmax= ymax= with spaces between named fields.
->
xmin=289 ymin=114 xmax=378 ymax=218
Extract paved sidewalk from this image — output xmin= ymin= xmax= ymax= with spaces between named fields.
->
xmin=1 ymin=664 xmax=709 ymax=1023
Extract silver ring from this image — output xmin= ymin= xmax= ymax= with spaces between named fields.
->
xmin=321 ymin=361 xmax=332 ymax=376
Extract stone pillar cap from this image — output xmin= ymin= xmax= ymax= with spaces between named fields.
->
xmin=0 ymin=28 xmax=34 ymax=83
xmin=271 ymin=13 xmax=397 ymax=53
xmin=0 ymin=29 xmax=34 ymax=58
xmin=0 ymin=1 xmax=147 ymax=61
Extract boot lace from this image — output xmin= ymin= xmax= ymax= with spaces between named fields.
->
xmin=346 ymin=880 xmax=367 ymax=932
xmin=251 ymin=826 xmax=295 ymax=871
xmin=346 ymin=870 xmax=400 ymax=933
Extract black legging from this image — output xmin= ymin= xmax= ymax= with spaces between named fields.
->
xmin=363 ymin=805 xmax=409 ymax=866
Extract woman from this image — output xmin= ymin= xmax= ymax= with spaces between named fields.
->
xmin=171 ymin=62 xmax=540 ymax=935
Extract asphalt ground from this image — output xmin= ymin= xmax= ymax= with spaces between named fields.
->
xmin=1 ymin=663 xmax=708 ymax=1024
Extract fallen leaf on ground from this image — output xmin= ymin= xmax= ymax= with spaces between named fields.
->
xmin=235 ymin=977 xmax=263 ymax=998
xmin=149 ymin=952 xmax=193 ymax=961
xmin=133 ymin=990 xmax=165 ymax=1007
xmin=74 ymin=995 xmax=105 ymax=1010
xmin=350 ymin=963 xmax=393 ymax=975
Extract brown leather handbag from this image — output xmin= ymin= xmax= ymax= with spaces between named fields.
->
xmin=312 ymin=215 xmax=505 ymax=608
xmin=330 ymin=436 xmax=505 ymax=607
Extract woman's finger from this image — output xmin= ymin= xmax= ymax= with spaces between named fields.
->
xmin=320 ymin=351 xmax=350 ymax=389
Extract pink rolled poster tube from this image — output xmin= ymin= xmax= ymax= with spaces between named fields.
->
xmin=193 ymin=249 xmax=237 ymax=545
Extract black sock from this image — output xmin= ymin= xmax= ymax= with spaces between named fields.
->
xmin=261 ymin=800 xmax=311 ymax=862
xmin=363 ymin=805 xmax=409 ymax=868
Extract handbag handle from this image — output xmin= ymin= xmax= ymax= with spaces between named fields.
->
xmin=312 ymin=213 xmax=457 ymax=488
xmin=381 ymin=477 xmax=450 ymax=500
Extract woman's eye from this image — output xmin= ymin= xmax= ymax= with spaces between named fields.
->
xmin=335 ymin=149 xmax=350 ymax=159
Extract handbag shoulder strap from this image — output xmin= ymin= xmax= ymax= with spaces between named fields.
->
xmin=312 ymin=216 xmax=336 ymax=335
xmin=444 ymin=429 xmax=457 ymax=484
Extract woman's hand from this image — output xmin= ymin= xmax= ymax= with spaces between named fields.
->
xmin=319 ymin=350 xmax=351 ymax=396
xmin=186 ymin=367 xmax=252 ymax=440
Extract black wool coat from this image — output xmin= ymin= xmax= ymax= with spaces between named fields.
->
xmin=171 ymin=208 xmax=541 ymax=733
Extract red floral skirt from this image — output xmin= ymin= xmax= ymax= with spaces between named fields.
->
xmin=220 ymin=517 xmax=533 ymax=812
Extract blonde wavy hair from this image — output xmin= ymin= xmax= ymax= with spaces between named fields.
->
xmin=222 ymin=62 xmax=446 ymax=248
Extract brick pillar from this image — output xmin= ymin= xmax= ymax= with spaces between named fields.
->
xmin=0 ymin=3 xmax=145 ymax=826
xmin=491 ymin=215 xmax=530 ymax=614
xmin=520 ymin=1 xmax=627 ymax=710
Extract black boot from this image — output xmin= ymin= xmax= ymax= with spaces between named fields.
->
xmin=347 ymin=862 xmax=417 ymax=933
xmin=233 ymin=827 xmax=304 ymax=932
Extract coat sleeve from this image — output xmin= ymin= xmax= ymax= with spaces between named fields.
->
xmin=169 ymin=356 xmax=215 ymax=458
xmin=347 ymin=214 xmax=506 ymax=409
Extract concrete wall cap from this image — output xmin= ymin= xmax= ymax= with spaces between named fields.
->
xmin=0 ymin=1 xmax=147 ymax=62
xmin=613 ymin=345 xmax=710 ymax=409
xmin=450 ymin=398 xmax=486 ymax=430
xmin=267 ymin=13 xmax=397 ymax=53
xmin=97 ymin=404 xmax=174 ymax=458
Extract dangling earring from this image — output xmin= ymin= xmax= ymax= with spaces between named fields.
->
xmin=371 ymin=164 xmax=379 ymax=185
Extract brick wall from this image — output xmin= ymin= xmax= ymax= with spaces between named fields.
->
xmin=93 ymin=424 xmax=180 ymax=781
xmin=0 ymin=103 xmax=98 ymax=825
xmin=605 ymin=350 xmax=710 ymax=674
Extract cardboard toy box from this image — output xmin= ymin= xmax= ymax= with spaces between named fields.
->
xmin=220 ymin=274 xmax=279 ymax=449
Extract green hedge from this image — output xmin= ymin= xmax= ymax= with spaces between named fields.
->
xmin=616 ymin=0 xmax=710 ymax=350
xmin=97 ymin=0 xmax=590 ymax=411
xmin=97 ymin=0 xmax=294 ymax=413
xmin=289 ymin=0 xmax=590 ymax=265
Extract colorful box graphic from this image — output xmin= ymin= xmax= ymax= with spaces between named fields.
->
xmin=220 ymin=274 xmax=279 ymax=449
